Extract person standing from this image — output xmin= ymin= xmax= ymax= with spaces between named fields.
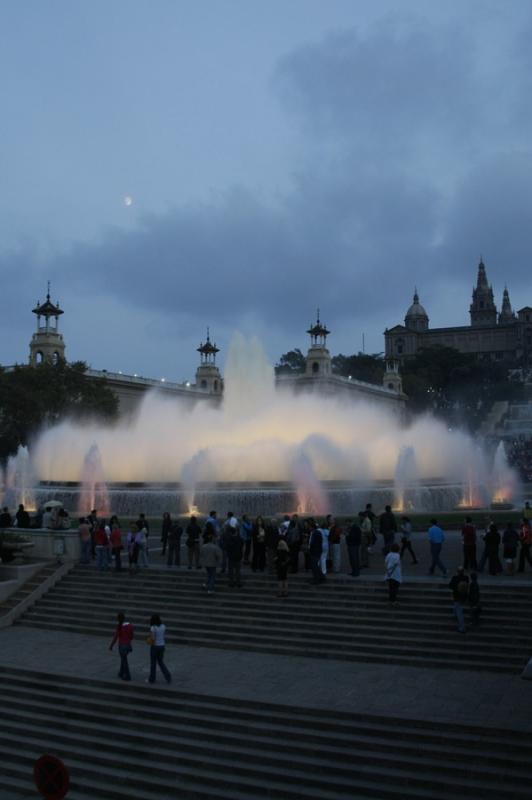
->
xmin=399 ymin=516 xmax=418 ymax=564
xmin=109 ymin=612 xmax=134 ymax=681
xmin=522 ymin=501 xmax=532 ymax=522
xmin=345 ymin=518 xmax=361 ymax=577
xmin=286 ymin=518 xmax=301 ymax=574
xmin=147 ymin=614 xmax=172 ymax=685
xmin=136 ymin=526 xmax=149 ymax=569
xmin=160 ymin=512 xmax=172 ymax=557
xmin=265 ymin=519 xmax=279 ymax=575
xmin=518 ymin=518 xmax=532 ymax=572
xmin=127 ymin=524 xmax=139 ymax=573
xmin=275 ymin=539 xmax=290 ymax=597
xmin=318 ymin=521 xmax=329 ymax=580
xmin=461 ymin=517 xmax=477 ymax=570
xmin=308 ymin=521 xmax=324 ymax=585
xmin=360 ymin=511 xmax=372 ymax=568
xmin=241 ymin=514 xmax=252 ymax=564
xmin=502 ymin=521 xmax=519 ymax=575
xmin=166 ymin=520 xmax=183 ymax=567
xmin=201 ymin=533 xmax=223 ymax=594
xmin=449 ymin=567 xmax=469 ymax=633
xmin=251 ymin=516 xmax=266 ymax=572
xmin=110 ymin=523 xmax=123 ymax=572
xmin=427 ymin=519 xmax=447 ymax=577
xmin=468 ymin=573 xmax=481 ymax=627
xmin=78 ymin=517 xmax=92 ymax=564
xmin=384 ymin=543 xmax=402 ymax=605
xmin=15 ymin=504 xmax=31 ymax=529
xmin=379 ymin=505 xmax=397 ymax=555
xmin=328 ymin=517 xmax=343 ymax=573
xmin=185 ymin=516 xmax=201 ymax=569
xmin=225 ymin=525 xmax=244 ymax=588
xmin=95 ymin=523 xmax=110 ymax=571
xmin=485 ymin=523 xmax=502 ymax=576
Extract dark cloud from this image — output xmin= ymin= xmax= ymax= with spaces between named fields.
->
xmin=9 ymin=8 xmax=532 ymax=371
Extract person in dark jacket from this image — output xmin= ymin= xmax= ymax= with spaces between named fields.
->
xmin=185 ymin=516 xmax=202 ymax=569
xmin=224 ymin=527 xmax=244 ymax=588
xmin=275 ymin=539 xmax=290 ymax=597
xmin=345 ymin=519 xmax=361 ymax=577
xmin=502 ymin=522 xmax=519 ymax=575
xmin=0 ymin=507 xmax=13 ymax=528
xmin=286 ymin=517 xmax=301 ymax=573
xmin=308 ymin=521 xmax=324 ymax=585
xmin=251 ymin=516 xmax=266 ymax=572
xmin=484 ymin=524 xmax=502 ymax=576
xmin=468 ymin=572 xmax=481 ymax=626
xmin=449 ymin=567 xmax=469 ymax=633
xmin=160 ymin=512 xmax=172 ymax=557
xmin=15 ymin=504 xmax=31 ymax=529
xmin=166 ymin=521 xmax=183 ymax=567
xmin=461 ymin=517 xmax=477 ymax=570
xmin=379 ymin=505 xmax=397 ymax=555
xmin=265 ymin=520 xmax=280 ymax=575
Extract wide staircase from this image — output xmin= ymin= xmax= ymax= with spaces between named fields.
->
xmin=16 ymin=566 xmax=532 ymax=673
xmin=1 ymin=664 xmax=531 ymax=800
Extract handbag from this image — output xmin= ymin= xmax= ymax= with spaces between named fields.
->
xmin=146 ymin=633 xmax=155 ymax=646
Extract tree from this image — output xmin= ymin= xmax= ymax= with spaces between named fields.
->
xmin=0 ymin=361 xmax=119 ymax=462
xmin=275 ymin=349 xmax=306 ymax=374
xmin=332 ymin=353 xmax=385 ymax=384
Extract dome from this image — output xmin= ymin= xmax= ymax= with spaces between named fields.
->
xmin=405 ymin=290 xmax=429 ymax=331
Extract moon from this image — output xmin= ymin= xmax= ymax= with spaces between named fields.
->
xmin=123 ymin=195 xmax=133 ymax=207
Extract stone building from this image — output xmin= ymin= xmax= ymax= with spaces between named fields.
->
xmin=29 ymin=285 xmax=65 ymax=366
xmin=385 ymin=259 xmax=532 ymax=364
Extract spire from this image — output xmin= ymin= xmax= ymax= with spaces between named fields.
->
xmin=413 ymin=287 xmax=419 ymax=304
xmin=307 ymin=309 xmax=330 ymax=345
xmin=499 ymin=285 xmax=516 ymax=325
xmin=470 ymin=257 xmax=496 ymax=327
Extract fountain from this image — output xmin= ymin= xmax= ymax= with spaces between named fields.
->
xmin=5 ymin=445 xmax=36 ymax=510
xmin=77 ymin=444 xmax=110 ymax=515
xmin=491 ymin=441 xmax=518 ymax=509
xmin=22 ymin=333 xmax=513 ymax=518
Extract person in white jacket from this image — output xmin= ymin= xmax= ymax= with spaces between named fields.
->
xmin=384 ymin=543 xmax=402 ymax=605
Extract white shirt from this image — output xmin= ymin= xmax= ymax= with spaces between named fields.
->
xmin=384 ymin=552 xmax=402 ymax=583
xmin=150 ymin=624 xmax=166 ymax=646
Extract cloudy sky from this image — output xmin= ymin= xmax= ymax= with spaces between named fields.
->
xmin=2 ymin=0 xmax=532 ymax=381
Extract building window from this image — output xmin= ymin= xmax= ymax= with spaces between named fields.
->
xmin=396 ymin=339 xmax=404 ymax=355
xmin=388 ymin=383 xmax=395 ymax=391
xmin=36 ymin=351 xmax=43 ymax=364
xmin=52 ymin=351 xmax=59 ymax=365
xmin=312 ymin=362 xmax=319 ymax=374
xmin=200 ymin=379 xmax=207 ymax=389
xmin=214 ymin=380 xmax=218 ymax=391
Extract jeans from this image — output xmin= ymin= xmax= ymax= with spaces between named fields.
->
xmin=310 ymin=555 xmax=324 ymax=583
xmin=138 ymin=545 xmax=149 ymax=568
xmin=400 ymin=539 xmax=417 ymax=563
xmin=80 ymin=539 xmax=91 ymax=564
xmin=463 ymin=545 xmax=477 ymax=570
xmin=518 ymin=543 xmax=532 ymax=572
xmin=347 ymin=545 xmax=360 ymax=576
xmin=243 ymin=539 xmax=252 ymax=562
xmin=118 ymin=644 xmax=131 ymax=680
xmin=453 ymin=602 xmax=465 ymax=632
xmin=252 ymin=542 xmax=266 ymax=572
xmin=228 ymin=559 xmax=242 ymax=586
xmin=187 ymin=543 xmax=200 ymax=568
xmin=382 ymin=534 xmax=395 ymax=556
xmin=149 ymin=645 xmax=171 ymax=683
xmin=289 ymin=544 xmax=300 ymax=573
xmin=388 ymin=578 xmax=400 ymax=603
xmin=320 ymin=547 xmax=328 ymax=575
xmin=96 ymin=546 xmax=109 ymax=571
xmin=205 ymin=566 xmax=216 ymax=592
xmin=429 ymin=542 xmax=446 ymax=575
xmin=112 ymin=547 xmax=122 ymax=571
xmin=167 ymin=539 xmax=181 ymax=566
xmin=331 ymin=543 xmax=341 ymax=573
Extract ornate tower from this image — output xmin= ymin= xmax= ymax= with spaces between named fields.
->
xmin=305 ymin=311 xmax=331 ymax=377
xmin=195 ymin=329 xmax=222 ymax=394
xmin=470 ymin=259 xmax=497 ymax=327
xmin=383 ymin=360 xmax=403 ymax=393
xmin=404 ymin=289 xmax=429 ymax=331
xmin=498 ymin=287 xmax=516 ymax=326
xmin=29 ymin=283 xmax=65 ymax=366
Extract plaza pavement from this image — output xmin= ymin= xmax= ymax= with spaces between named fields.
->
xmin=0 ymin=527 xmax=531 ymax=740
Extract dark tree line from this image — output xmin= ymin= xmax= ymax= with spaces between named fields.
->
xmin=0 ymin=361 xmax=118 ymax=462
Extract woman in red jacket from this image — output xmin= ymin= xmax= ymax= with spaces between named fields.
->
xmin=109 ymin=611 xmax=134 ymax=681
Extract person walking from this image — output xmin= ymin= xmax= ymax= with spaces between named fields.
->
xmin=427 ymin=519 xmax=447 ymax=577
xmin=275 ymin=539 xmax=290 ymax=597
xmin=185 ymin=516 xmax=201 ymax=569
xmin=345 ymin=518 xmax=361 ymax=577
xmin=461 ymin=517 xmax=477 ymax=570
xmin=399 ymin=516 xmax=418 ymax=564
xmin=166 ymin=520 xmax=183 ymax=567
xmin=379 ymin=505 xmax=397 ymax=555
xmin=384 ymin=543 xmax=402 ymax=606
xmin=109 ymin=611 xmax=134 ymax=681
xmin=251 ymin=516 xmax=266 ymax=572
xmin=160 ymin=512 xmax=172 ymax=557
xmin=518 ymin=518 xmax=532 ymax=572
xmin=110 ymin=523 xmax=123 ymax=572
xmin=147 ymin=614 xmax=172 ymax=685
xmin=201 ymin=533 xmax=223 ymax=594
xmin=449 ymin=567 xmax=469 ymax=633
xmin=502 ymin=522 xmax=519 ymax=575
xmin=308 ymin=521 xmax=324 ymax=585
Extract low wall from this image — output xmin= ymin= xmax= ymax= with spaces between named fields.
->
xmin=7 ymin=529 xmax=81 ymax=562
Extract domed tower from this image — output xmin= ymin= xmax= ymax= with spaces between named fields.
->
xmin=305 ymin=310 xmax=331 ymax=377
xmin=29 ymin=283 xmax=65 ymax=366
xmin=498 ymin=286 xmax=516 ymax=326
xmin=195 ymin=329 xmax=222 ymax=394
xmin=404 ymin=289 xmax=429 ymax=331
xmin=470 ymin=258 xmax=497 ymax=327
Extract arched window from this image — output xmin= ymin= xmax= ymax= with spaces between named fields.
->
xmin=52 ymin=351 xmax=60 ymax=365
xmin=36 ymin=351 xmax=44 ymax=364
xmin=200 ymin=379 xmax=207 ymax=389
xmin=214 ymin=380 xmax=219 ymax=391
xmin=396 ymin=338 xmax=404 ymax=355
xmin=312 ymin=361 xmax=319 ymax=374
xmin=388 ymin=382 xmax=395 ymax=390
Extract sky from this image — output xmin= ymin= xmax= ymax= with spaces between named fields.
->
xmin=2 ymin=0 xmax=532 ymax=382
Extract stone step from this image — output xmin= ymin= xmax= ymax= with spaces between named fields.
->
xmin=0 ymin=562 xmax=57 ymax=613
xmin=0 ymin=667 xmax=529 ymax=800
